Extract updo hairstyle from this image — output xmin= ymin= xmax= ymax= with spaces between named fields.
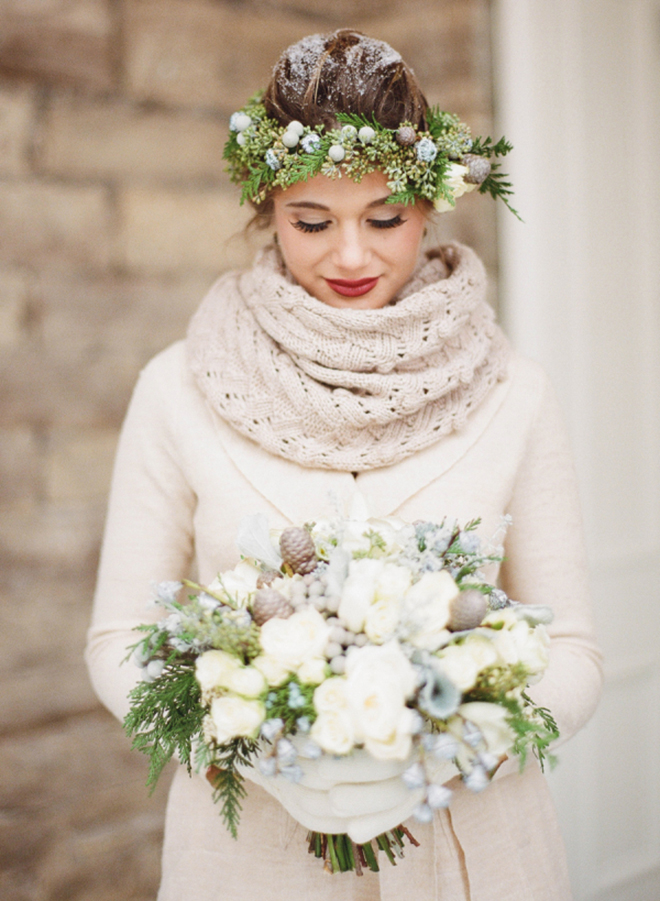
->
xmin=249 ymin=29 xmax=430 ymax=229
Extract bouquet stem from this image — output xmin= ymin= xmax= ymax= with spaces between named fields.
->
xmin=306 ymin=825 xmax=419 ymax=875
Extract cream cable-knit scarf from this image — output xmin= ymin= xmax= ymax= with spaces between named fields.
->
xmin=187 ymin=242 xmax=510 ymax=471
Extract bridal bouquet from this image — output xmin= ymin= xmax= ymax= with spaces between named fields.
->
xmin=124 ymin=506 xmax=558 ymax=874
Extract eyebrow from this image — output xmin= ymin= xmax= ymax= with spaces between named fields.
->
xmin=284 ymin=195 xmax=394 ymax=211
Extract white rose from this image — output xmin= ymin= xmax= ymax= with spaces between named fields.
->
xmin=195 ymin=650 xmax=240 ymax=693
xmin=223 ymin=665 xmax=266 ymax=698
xmin=210 ymin=696 xmax=265 ymax=743
xmin=208 ymin=560 xmax=260 ymax=607
xmin=435 ymin=634 xmax=499 ymax=692
xmin=311 ymin=710 xmax=356 ymax=755
xmin=402 ymin=570 xmax=458 ymax=650
xmin=338 ymin=558 xmax=384 ymax=633
xmin=259 ymin=606 xmax=330 ymax=671
xmin=433 ymin=164 xmax=478 ymax=212
xmin=297 ymin=656 xmax=329 ymax=685
xmin=482 ymin=608 xmax=519 ymax=630
xmin=345 ymin=642 xmax=416 ymax=750
xmin=339 ymin=520 xmax=374 ymax=555
xmin=363 ymin=707 xmax=416 ymax=760
xmin=252 ymin=654 xmax=291 ymax=687
xmin=375 ymin=562 xmax=412 ymax=603
xmin=506 ymin=621 xmax=550 ymax=679
xmin=313 ymin=676 xmax=349 ymax=713
xmin=364 ymin=597 xmax=401 ymax=644
xmin=458 ymin=702 xmax=516 ymax=758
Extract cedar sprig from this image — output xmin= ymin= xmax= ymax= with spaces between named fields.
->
xmin=123 ymin=659 xmax=204 ymax=788
xmin=206 ymin=738 xmax=259 ymax=839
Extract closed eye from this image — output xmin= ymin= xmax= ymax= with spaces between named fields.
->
xmin=369 ymin=215 xmax=405 ymax=229
xmin=293 ymin=220 xmax=329 ymax=233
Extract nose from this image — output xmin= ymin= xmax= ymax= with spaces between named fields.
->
xmin=331 ymin=222 xmax=371 ymax=272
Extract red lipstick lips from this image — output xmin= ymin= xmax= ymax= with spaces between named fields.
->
xmin=325 ymin=277 xmax=380 ymax=297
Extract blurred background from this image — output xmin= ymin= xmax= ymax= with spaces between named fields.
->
xmin=0 ymin=1 xmax=657 ymax=899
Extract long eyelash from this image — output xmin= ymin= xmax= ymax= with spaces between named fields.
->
xmin=293 ymin=220 xmax=329 ymax=233
xmin=370 ymin=215 xmax=405 ymax=230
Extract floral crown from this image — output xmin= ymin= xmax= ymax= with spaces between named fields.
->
xmin=224 ymin=93 xmax=519 ymax=217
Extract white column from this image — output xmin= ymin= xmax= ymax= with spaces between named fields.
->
xmin=492 ymin=2 xmax=660 ymax=898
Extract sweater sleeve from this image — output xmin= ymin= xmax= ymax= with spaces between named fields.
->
xmin=85 ymin=343 xmax=196 ymax=723
xmin=499 ymin=373 xmax=603 ymax=745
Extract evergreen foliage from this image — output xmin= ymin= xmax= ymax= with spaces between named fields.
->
xmin=124 ymin=659 xmax=204 ymax=788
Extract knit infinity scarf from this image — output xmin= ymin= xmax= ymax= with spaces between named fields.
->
xmin=187 ymin=242 xmax=510 ymax=471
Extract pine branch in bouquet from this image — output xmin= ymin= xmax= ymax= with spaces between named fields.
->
xmin=205 ymin=738 xmax=259 ymax=840
xmin=513 ymin=693 xmax=560 ymax=772
xmin=124 ymin=658 xmax=204 ymax=787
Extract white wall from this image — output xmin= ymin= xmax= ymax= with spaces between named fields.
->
xmin=492 ymin=2 xmax=660 ymax=899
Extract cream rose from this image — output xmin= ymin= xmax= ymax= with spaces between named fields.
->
xmin=364 ymin=596 xmax=401 ymax=644
xmin=402 ymin=570 xmax=458 ymax=650
xmin=433 ymin=163 xmax=478 ymax=212
xmin=435 ymin=634 xmax=499 ymax=691
xmin=210 ymin=696 xmax=266 ymax=743
xmin=344 ymin=642 xmax=416 ymax=758
xmin=195 ymin=650 xmax=241 ymax=694
xmin=252 ymin=654 xmax=291 ymax=687
xmin=297 ymin=656 xmax=329 ymax=685
xmin=491 ymin=620 xmax=550 ymax=679
xmin=313 ymin=676 xmax=349 ymax=713
xmin=259 ymin=606 xmax=330 ymax=671
xmin=338 ymin=558 xmax=384 ymax=633
xmin=458 ymin=702 xmax=516 ymax=758
xmin=223 ymin=664 xmax=267 ymax=698
xmin=311 ymin=710 xmax=355 ymax=755
xmin=208 ymin=560 xmax=260 ymax=607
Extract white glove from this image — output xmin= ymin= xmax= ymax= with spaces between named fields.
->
xmin=239 ymin=745 xmax=457 ymax=844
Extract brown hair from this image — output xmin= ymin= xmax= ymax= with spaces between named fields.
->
xmin=249 ymin=29 xmax=430 ymax=229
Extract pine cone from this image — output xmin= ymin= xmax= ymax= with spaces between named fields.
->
xmin=448 ymin=589 xmax=488 ymax=631
xmin=252 ymin=588 xmax=294 ymax=626
xmin=461 ymin=154 xmax=491 ymax=185
xmin=279 ymin=527 xmax=317 ymax=575
xmin=256 ymin=570 xmax=279 ymax=589
xmin=396 ymin=126 xmax=417 ymax=146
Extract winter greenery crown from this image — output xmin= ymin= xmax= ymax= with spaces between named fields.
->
xmin=224 ymin=93 xmax=519 ymax=217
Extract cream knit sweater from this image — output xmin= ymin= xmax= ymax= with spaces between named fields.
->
xmin=86 ymin=333 xmax=602 ymax=900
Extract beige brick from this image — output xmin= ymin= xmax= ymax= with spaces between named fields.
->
xmin=368 ymin=4 xmax=489 ymax=117
xmin=0 ymin=500 xmax=104 ymax=573
xmin=0 ymin=0 xmax=115 ymax=91
xmin=0 ymin=712 xmax=169 ymax=899
xmin=0 ymin=180 xmax=112 ymax=270
xmin=0 ymin=83 xmax=36 ymax=175
xmin=45 ymin=428 xmax=118 ymax=502
xmin=125 ymin=0 xmax=308 ymax=111
xmin=117 ymin=186 xmax=266 ymax=273
xmin=39 ymin=95 xmax=229 ymax=181
xmin=0 ymin=271 xmax=212 ymax=428
xmin=0 ymin=426 xmax=41 ymax=504
xmin=0 ymin=267 xmax=27 ymax=348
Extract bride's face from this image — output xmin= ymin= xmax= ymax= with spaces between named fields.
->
xmin=272 ymin=170 xmax=428 ymax=310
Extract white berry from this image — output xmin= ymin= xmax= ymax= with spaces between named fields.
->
xmin=282 ymin=130 xmax=299 ymax=148
xmin=358 ymin=126 xmax=376 ymax=144
xmin=328 ymin=144 xmax=345 ymax=163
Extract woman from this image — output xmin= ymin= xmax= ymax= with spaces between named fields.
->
xmin=86 ymin=29 xmax=602 ymax=901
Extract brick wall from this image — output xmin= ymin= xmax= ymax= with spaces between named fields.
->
xmin=0 ymin=2 xmax=495 ymax=898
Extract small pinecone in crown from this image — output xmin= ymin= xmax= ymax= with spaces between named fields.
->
xmin=252 ymin=588 xmax=294 ymax=626
xmin=448 ymin=589 xmax=488 ymax=631
xmin=279 ymin=527 xmax=317 ymax=575
xmin=461 ymin=154 xmax=492 ymax=185
xmin=396 ymin=126 xmax=417 ymax=146
xmin=256 ymin=570 xmax=280 ymax=589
